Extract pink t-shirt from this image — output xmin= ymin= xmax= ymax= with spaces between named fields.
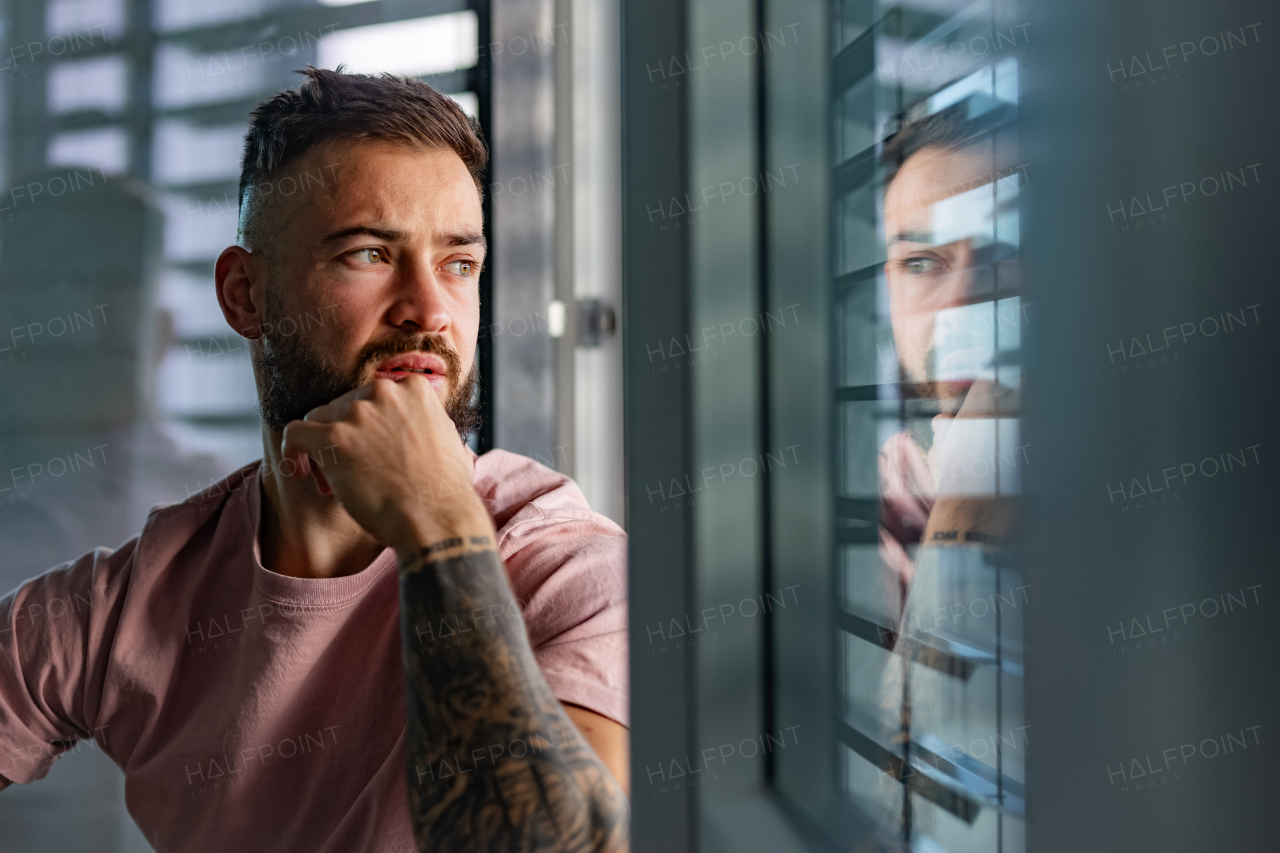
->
xmin=879 ymin=429 xmax=935 ymax=590
xmin=0 ymin=449 xmax=628 ymax=852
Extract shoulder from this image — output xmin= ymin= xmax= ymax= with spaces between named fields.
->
xmin=474 ymin=453 xmax=627 ymax=677
xmin=472 ymin=449 xmax=625 ymax=592
xmin=132 ymin=460 xmax=261 ymax=565
xmin=473 ymin=449 xmax=624 ymax=537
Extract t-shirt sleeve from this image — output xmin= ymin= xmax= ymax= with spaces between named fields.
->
xmin=500 ymin=508 xmax=629 ymax=728
xmin=0 ymin=538 xmax=136 ymax=784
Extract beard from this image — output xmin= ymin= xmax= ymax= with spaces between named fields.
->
xmin=899 ymin=346 xmax=973 ymax=455
xmin=254 ymin=291 xmax=481 ymax=439
xmin=899 ymin=348 xmax=970 ymax=408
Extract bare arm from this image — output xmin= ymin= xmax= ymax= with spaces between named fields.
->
xmin=279 ymin=375 xmax=629 ymax=852
xmin=399 ymin=540 xmax=629 ymax=851
xmin=562 ymin=703 xmax=630 ymax=800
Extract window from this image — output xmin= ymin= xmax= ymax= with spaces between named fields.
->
xmin=0 ymin=2 xmax=491 ymax=847
xmin=624 ymin=0 xmax=1027 ymax=848
xmin=7 ymin=1 xmax=489 ymax=466
xmin=1 ymin=1 xmax=490 ymax=468
xmin=145 ymin=7 xmax=487 ymax=466
xmin=826 ymin=3 xmax=1027 ymax=850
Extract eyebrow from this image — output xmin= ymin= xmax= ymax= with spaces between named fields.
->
xmin=322 ymin=225 xmax=406 ymax=245
xmin=443 ymin=231 xmax=487 ymax=252
xmin=888 ymin=231 xmax=934 ymax=245
xmin=321 ymin=226 xmax=488 ymax=253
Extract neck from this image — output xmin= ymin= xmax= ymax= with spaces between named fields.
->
xmin=257 ymin=428 xmax=385 ymax=579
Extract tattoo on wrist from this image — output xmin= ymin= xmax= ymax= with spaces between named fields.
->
xmin=400 ymin=549 xmax=630 ymax=851
xmin=928 ymin=529 xmax=1006 ymax=545
xmin=400 ymin=534 xmax=495 ymax=574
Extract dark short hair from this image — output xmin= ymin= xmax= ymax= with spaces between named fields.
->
xmin=237 ymin=66 xmax=488 ymax=248
xmin=880 ymin=103 xmax=985 ymax=187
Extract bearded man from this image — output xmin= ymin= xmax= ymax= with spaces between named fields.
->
xmin=0 ymin=68 xmax=629 ymax=853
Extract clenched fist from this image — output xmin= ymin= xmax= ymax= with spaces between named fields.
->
xmin=921 ymin=378 xmax=1020 ymax=548
xmin=278 ymin=375 xmax=494 ymax=554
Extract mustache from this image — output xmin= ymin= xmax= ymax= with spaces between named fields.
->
xmin=353 ymin=334 xmax=462 ymax=383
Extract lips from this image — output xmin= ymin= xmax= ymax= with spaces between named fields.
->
xmin=372 ymin=352 xmax=449 ymax=385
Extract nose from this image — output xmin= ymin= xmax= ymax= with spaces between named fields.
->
xmin=385 ymin=257 xmax=451 ymax=335
xmin=937 ymin=241 xmax=979 ymax=307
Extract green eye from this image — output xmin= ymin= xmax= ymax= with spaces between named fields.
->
xmin=904 ymin=256 xmax=942 ymax=274
xmin=445 ymin=260 xmax=475 ymax=276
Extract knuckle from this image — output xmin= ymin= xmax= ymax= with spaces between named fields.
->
xmin=303 ymin=402 xmax=329 ymax=422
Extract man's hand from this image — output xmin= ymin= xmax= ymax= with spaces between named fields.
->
xmin=278 ymin=375 xmax=492 ymax=551
xmin=922 ymin=378 xmax=1019 ymax=547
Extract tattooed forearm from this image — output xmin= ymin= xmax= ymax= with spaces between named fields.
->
xmin=402 ymin=535 xmax=496 ymax=564
xmin=398 ymin=542 xmax=629 ymax=853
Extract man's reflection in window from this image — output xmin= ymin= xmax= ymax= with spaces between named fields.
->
xmin=0 ymin=171 xmax=229 ymax=589
xmin=874 ymin=106 xmax=1023 ymax=833
xmin=879 ymin=107 xmax=1020 ymax=585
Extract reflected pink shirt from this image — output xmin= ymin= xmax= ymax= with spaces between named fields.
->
xmin=0 ymin=449 xmax=628 ymax=852
xmin=879 ymin=430 xmax=935 ymax=591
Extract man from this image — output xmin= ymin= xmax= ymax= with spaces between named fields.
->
xmin=877 ymin=106 xmax=1021 ymax=592
xmin=872 ymin=107 xmax=1024 ymax=766
xmin=0 ymin=68 xmax=629 ymax=853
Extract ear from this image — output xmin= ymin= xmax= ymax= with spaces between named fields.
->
xmin=215 ymin=245 xmax=266 ymax=340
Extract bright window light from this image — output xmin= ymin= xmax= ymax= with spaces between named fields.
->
xmin=48 ymin=127 xmax=128 ymax=173
xmin=449 ymin=91 xmax=477 ymax=118
xmin=152 ymin=43 xmax=262 ymax=108
xmin=929 ymin=57 xmax=1019 ymax=115
xmin=317 ymin=12 xmax=478 ymax=77
xmin=46 ymin=0 xmax=125 ymax=39
xmin=928 ymin=66 xmax=992 ymax=114
xmin=154 ymin=0 xmax=263 ymax=33
xmin=48 ymin=55 xmax=127 ymax=114
xmin=153 ymin=121 xmax=245 ymax=185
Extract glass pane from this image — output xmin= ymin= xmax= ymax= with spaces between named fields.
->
xmin=47 ymin=127 xmax=129 ymax=172
xmin=47 ymin=0 xmax=126 ymax=39
xmin=830 ymin=0 xmax=1025 ymax=848
xmin=48 ymin=56 xmax=127 ymax=114
xmin=316 ymin=13 xmax=480 ymax=77
xmin=1 ymin=6 xmax=486 ymax=849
